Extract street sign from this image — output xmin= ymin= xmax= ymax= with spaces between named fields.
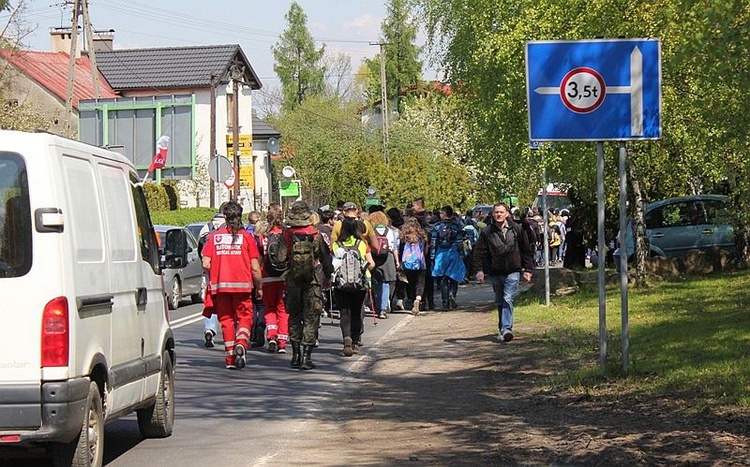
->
xmin=207 ymin=155 xmax=232 ymax=183
xmin=526 ymin=39 xmax=661 ymax=141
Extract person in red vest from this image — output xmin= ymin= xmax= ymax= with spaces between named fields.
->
xmin=202 ymin=201 xmax=262 ymax=369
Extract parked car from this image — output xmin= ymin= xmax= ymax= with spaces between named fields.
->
xmin=155 ymin=225 xmax=206 ymax=309
xmin=613 ymin=194 xmax=735 ymax=268
xmin=185 ymin=221 xmax=205 ymax=242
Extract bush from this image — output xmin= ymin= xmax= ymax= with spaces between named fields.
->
xmin=143 ymin=182 xmax=169 ymax=212
xmin=162 ymin=181 xmax=181 ymax=210
xmin=150 ymin=207 xmax=216 ymax=226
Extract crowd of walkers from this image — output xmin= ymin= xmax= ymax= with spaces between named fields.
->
xmin=198 ymin=197 xmax=538 ymax=370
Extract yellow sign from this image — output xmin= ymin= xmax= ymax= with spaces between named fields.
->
xmin=239 ymin=164 xmax=254 ymax=190
xmin=225 ymin=134 xmax=252 ymax=157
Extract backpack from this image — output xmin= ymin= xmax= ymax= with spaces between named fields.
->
xmin=264 ymin=231 xmax=288 ymax=277
xmin=333 ymin=240 xmax=365 ymax=290
xmin=287 ymin=232 xmax=317 ymax=281
xmin=372 ymin=224 xmax=390 ymax=261
xmin=401 ymin=240 xmax=426 ymax=271
xmin=436 ymin=221 xmax=458 ymax=248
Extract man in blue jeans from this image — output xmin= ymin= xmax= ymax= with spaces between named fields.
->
xmin=472 ymin=203 xmax=534 ymax=343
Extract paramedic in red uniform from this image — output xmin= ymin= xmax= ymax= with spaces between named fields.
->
xmin=202 ymin=201 xmax=262 ymax=369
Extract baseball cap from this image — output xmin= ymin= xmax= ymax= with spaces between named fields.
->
xmin=342 ymin=201 xmax=357 ymax=211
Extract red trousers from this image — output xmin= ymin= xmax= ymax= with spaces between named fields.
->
xmin=213 ymin=292 xmax=254 ymax=366
xmin=262 ymin=281 xmax=288 ymax=348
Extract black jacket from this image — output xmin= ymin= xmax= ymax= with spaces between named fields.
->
xmin=472 ymin=220 xmax=535 ymax=276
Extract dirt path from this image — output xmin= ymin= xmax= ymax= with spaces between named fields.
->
xmin=285 ymin=295 xmax=750 ymax=466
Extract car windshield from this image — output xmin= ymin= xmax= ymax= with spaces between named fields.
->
xmin=0 ymin=153 xmax=32 ymax=278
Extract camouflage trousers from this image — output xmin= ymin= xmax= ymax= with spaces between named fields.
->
xmin=285 ymin=279 xmax=323 ymax=346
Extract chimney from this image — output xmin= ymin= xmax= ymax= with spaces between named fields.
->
xmin=49 ymin=27 xmax=81 ymax=58
xmin=92 ymin=29 xmax=115 ymax=53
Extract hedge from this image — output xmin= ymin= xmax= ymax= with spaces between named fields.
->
xmin=150 ymin=207 xmax=217 ymax=227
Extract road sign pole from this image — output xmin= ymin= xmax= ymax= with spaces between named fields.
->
xmin=618 ymin=142 xmax=630 ymax=372
xmin=597 ymin=142 xmax=607 ymax=376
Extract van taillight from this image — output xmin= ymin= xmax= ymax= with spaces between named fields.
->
xmin=42 ymin=297 xmax=69 ymax=367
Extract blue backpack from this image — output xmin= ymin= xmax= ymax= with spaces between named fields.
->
xmin=402 ymin=240 xmax=426 ymax=271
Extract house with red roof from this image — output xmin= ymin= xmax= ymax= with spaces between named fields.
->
xmin=0 ymin=31 xmax=119 ymax=135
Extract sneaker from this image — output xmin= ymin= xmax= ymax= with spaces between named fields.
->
xmin=502 ymin=330 xmax=514 ymax=343
xmin=378 ymin=311 xmax=387 ymax=319
xmin=394 ymin=299 xmax=405 ymax=311
xmin=267 ymin=340 xmax=278 ymax=353
xmin=277 ymin=347 xmax=287 ymax=354
xmin=226 ymin=364 xmax=237 ymax=370
xmin=411 ymin=299 xmax=421 ymax=316
xmin=234 ymin=343 xmax=247 ymax=369
xmin=448 ymin=296 xmax=458 ymax=309
xmin=204 ymin=330 xmax=215 ymax=348
xmin=497 ymin=331 xmax=503 ymax=342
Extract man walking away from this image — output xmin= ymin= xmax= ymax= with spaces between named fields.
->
xmin=472 ymin=203 xmax=534 ymax=343
xmin=429 ymin=205 xmax=466 ymax=310
xmin=284 ymin=201 xmax=333 ymax=370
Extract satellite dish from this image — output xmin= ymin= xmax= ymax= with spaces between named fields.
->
xmin=281 ymin=165 xmax=296 ymax=178
xmin=267 ymin=137 xmax=280 ymax=154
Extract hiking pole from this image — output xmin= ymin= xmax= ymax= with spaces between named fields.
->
xmin=367 ymin=288 xmax=378 ymax=326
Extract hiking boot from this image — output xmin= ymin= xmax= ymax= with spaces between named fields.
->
xmin=234 ymin=343 xmax=247 ymax=369
xmin=301 ymin=345 xmax=316 ymax=370
xmin=411 ymin=299 xmax=421 ymax=316
xmin=267 ymin=339 xmax=278 ymax=353
xmin=204 ymin=330 xmax=215 ymax=348
xmin=343 ymin=337 xmax=353 ymax=357
xmin=290 ymin=341 xmax=302 ymax=368
xmin=448 ymin=296 xmax=458 ymax=309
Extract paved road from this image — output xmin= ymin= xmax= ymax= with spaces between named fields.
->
xmin=9 ymin=283 xmax=497 ymax=466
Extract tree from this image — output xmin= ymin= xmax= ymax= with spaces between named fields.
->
xmin=272 ymin=2 xmax=326 ymax=113
xmin=363 ymin=0 xmax=423 ymax=112
xmin=322 ymin=50 xmax=358 ymax=103
xmin=417 ymin=0 xmax=750 ymax=278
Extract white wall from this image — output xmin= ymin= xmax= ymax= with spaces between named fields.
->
xmin=181 ymin=82 xmax=270 ymax=212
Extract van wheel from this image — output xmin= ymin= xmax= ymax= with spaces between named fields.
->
xmin=191 ymin=274 xmax=206 ymax=304
xmin=168 ymin=278 xmax=181 ymax=310
xmin=52 ymin=381 xmax=104 ymax=467
xmin=137 ymin=351 xmax=175 ymax=438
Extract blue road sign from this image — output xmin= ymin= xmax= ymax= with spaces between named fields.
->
xmin=526 ymin=39 xmax=661 ymax=141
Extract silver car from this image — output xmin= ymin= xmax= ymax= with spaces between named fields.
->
xmin=155 ymin=225 xmax=206 ymax=310
xmin=614 ymin=194 xmax=735 ymax=267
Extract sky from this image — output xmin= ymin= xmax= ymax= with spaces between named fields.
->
xmin=8 ymin=0 xmax=439 ymax=93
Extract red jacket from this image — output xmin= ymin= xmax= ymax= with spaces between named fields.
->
xmin=202 ymin=227 xmax=259 ymax=294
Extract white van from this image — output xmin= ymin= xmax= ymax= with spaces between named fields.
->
xmin=0 ymin=131 xmax=174 ymax=466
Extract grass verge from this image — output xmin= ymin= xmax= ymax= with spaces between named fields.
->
xmin=516 ymin=270 xmax=750 ymax=412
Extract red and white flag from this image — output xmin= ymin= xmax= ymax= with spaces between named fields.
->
xmin=148 ymin=135 xmax=170 ymax=172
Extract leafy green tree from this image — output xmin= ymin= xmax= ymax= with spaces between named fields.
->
xmin=417 ymin=0 xmax=750 ymax=273
xmin=272 ymin=2 xmax=326 ymax=112
xmin=363 ymin=0 xmax=423 ymax=112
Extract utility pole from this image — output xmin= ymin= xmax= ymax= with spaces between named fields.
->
xmin=63 ymin=0 xmax=80 ymax=137
xmin=230 ymin=64 xmax=243 ymax=202
xmin=63 ymin=0 xmax=101 ymax=138
xmin=80 ymin=0 xmax=100 ymax=98
xmin=209 ymin=74 xmax=218 ymax=208
xmin=371 ymin=42 xmax=389 ymax=162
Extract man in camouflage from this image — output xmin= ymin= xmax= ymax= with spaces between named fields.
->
xmin=284 ymin=201 xmax=332 ymax=370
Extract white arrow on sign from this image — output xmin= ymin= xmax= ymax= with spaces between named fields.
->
xmin=534 ymin=46 xmax=644 ymax=136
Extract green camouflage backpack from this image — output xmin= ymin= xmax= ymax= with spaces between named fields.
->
xmin=287 ymin=232 xmax=316 ymax=281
